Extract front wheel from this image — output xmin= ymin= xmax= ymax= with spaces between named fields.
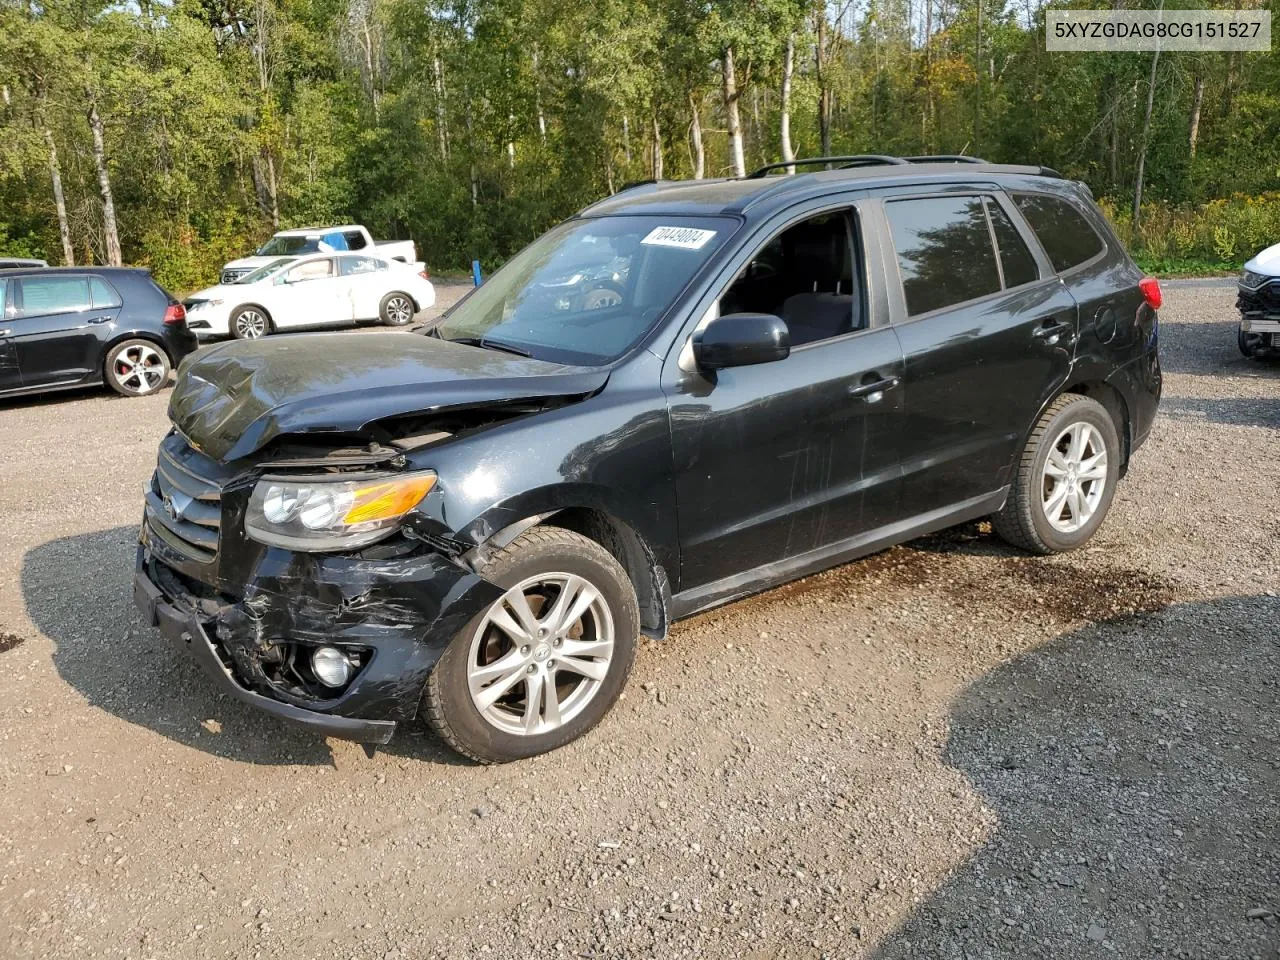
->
xmin=105 ymin=339 xmax=171 ymax=397
xmin=1238 ymin=325 xmax=1263 ymax=358
xmin=380 ymin=292 xmax=416 ymax=326
xmin=992 ymin=393 xmax=1121 ymax=554
xmin=423 ymin=527 xmax=639 ymax=763
xmin=230 ymin=306 xmax=271 ymax=340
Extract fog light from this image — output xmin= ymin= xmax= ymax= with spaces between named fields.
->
xmin=311 ymin=646 xmax=353 ymax=688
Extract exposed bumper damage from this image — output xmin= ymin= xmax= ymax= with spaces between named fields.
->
xmin=133 ymin=530 xmax=503 ymax=744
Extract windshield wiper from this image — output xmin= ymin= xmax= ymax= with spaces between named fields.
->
xmin=444 ymin=335 xmax=533 ymax=358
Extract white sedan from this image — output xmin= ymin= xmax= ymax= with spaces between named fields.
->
xmin=183 ymin=252 xmax=436 ymax=339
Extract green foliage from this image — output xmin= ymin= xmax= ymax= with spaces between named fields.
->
xmin=1 ymin=0 xmax=1278 ymax=292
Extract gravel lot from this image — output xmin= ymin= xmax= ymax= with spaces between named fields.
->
xmin=0 ymin=279 xmax=1276 ymax=959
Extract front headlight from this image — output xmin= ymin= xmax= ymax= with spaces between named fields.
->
xmin=245 ymin=471 xmax=437 ymax=551
xmin=1241 ymin=269 xmax=1268 ymax=289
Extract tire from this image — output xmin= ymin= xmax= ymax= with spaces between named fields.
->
xmin=423 ymin=527 xmax=640 ymax=763
xmin=380 ymin=292 xmax=416 ymax=326
xmin=992 ymin=393 xmax=1121 ymax=555
xmin=1238 ymin=326 xmax=1262 ymax=358
xmin=230 ymin=305 xmax=271 ymax=340
xmin=105 ymin=339 xmax=172 ymax=397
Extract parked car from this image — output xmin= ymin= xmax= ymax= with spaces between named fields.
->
xmin=1237 ymin=242 xmax=1280 ymax=358
xmin=1 ymin=266 xmax=197 ymax=399
xmin=133 ymin=155 xmax=1162 ymax=762
xmin=0 ymin=257 xmax=49 ymax=270
xmin=220 ymin=225 xmax=417 ymax=284
xmin=184 ymin=252 xmax=435 ymax=339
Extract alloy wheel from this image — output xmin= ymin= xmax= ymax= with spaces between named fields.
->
xmin=466 ymin=573 xmax=615 ymax=736
xmin=112 ymin=343 xmax=166 ymax=394
xmin=1041 ymin=421 xmax=1108 ymax=533
xmin=386 ymin=296 xmax=414 ymax=324
xmin=235 ymin=310 xmax=268 ymax=338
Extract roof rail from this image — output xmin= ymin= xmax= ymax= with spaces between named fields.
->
xmin=747 ymin=155 xmax=909 ymax=178
xmin=902 ymin=154 xmax=988 ymax=164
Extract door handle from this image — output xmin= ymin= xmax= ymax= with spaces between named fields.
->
xmin=87 ymin=315 xmax=114 ymax=324
xmin=0 ymin=329 xmax=10 ymax=338
xmin=847 ymin=375 xmax=901 ymax=403
xmin=1032 ymin=319 xmax=1073 ymax=346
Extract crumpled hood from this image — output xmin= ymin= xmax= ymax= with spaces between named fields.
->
xmin=168 ymin=333 xmax=608 ymax=462
xmin=1244 ymin=242 xmax=1280 ymax=278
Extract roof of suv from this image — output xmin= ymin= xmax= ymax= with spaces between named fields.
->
xmin=0 ymin=265 xmax=153 ymax=281
xmin=581 ymin=157 xmax=1073 ymax=219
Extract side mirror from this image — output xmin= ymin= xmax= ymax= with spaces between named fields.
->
xmin=694 ymin=313 xmax=790 ymax=370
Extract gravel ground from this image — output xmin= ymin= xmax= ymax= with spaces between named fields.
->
xmin=0 ymin=280 xmax=1276 ymax=960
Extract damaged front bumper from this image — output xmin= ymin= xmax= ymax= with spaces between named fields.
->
xmin=133 ymin=526 xmax=502 ymax=744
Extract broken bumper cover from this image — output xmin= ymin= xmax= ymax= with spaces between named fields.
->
xmin=132 ymin=541 xmax=502 ymax=745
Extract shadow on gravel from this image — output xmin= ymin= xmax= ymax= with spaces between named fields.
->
xmin=1159 ymin=394 xmax=1280 ymax=429
xmin=872 ymin=595 xmax=1280 ymax=960
xmin=23 ymin=526 xmax=466 ymax=767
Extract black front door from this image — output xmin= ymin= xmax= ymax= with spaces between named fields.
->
xmin=664 ymin=203 xmax=906 ymax=594
xmin=878 ymin=192 xmax=1075 ymax=516
xmin=13 ymin=274 xmax=119 ymax=388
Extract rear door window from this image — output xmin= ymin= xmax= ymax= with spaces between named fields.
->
xmin=1011 ymin=193 xmax=1105 ymax=273
xmin=340 ymin=256 xmax=382 ymax=276
xmin=343 ymin=231 xmax=368 ymax=250
xmin=18 ymin=276 xmax=91 ymax=317
xmin=986 ymin=200 xmax=1040 ymax=288
xmin=885 ymin=196 xmax=1001 ymax=316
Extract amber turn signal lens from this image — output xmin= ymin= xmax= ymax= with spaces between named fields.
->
xmin=342 ymin=474 xmax=437 ymax=525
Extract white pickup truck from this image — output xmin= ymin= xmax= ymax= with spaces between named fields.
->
xmin=220 ymin=225 xmax=416 ymax=284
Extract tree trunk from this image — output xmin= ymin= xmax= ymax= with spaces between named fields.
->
xmin=816 ymin=18 xmax=832 ymax=155
xmin=42 ymin=127 xmax=74 ymax=265
xmin=1132 ymin=44 xmax=1161 ymax=230
xmin=433 ymin=53 xmax=450 ymax=160
xmin=1188 ymin=70 xmax=1204 ymax=158
xmin=722 ymin=45 xmax=745 ymax=177
xmin=689 ymin=91 xmax=705 ymax=179
xmin=86 ymin=97 xmax=122 ymax=267
xmin=533 ymin=48 xmax=547 ymax=145
xmin=780 ymin=33 xmax=796 ymax=173
xmin=623 ymin=115 xmax=632 ymax=165
xmin=651 ymin=111 xmax=663 ymax=179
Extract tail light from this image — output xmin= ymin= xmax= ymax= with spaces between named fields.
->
xmin=1138 ymin=277 xmax=1162 ymax=310
xmin=163 ymin=303 xmax=187 ymax=326
xmin=419 ymin=269 xmax=431 ymax=280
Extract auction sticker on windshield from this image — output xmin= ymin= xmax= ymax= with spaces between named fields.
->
xmin=642 ymin=226 xmax=717 ymax=250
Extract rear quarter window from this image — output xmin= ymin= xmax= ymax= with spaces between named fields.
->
xmin=1012 ymin=193 xmax=1106 ymax=273
xmin=90 ymin=277 xmax=122 ymax=309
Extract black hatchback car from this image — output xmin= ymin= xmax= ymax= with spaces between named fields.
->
xmin=0 ymin=266 xmax=198 ymax=399
xmin=133 ymin=156 xmax=1162 ymax=762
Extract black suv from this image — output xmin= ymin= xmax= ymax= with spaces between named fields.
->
xmin=1 ymin=267 xmax=198 ymax=399
xmin=133 ymin=156 xmax=1162 ymax=762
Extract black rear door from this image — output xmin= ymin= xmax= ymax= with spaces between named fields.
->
xmin=12 ymin=274 xmax=121 ymax=387
xmin=0 ymin=279 xmax=20 ymax=391
xmin=877 ymin=188 xmax=1077 ymax=517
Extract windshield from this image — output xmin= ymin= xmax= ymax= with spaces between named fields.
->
xmin=433 ymin=215 xmax=735 ymax=365
xmin=257 ymin=235 xmax=321 ymax=256
xmin=235 ymin=258 xmax=297 ymax=284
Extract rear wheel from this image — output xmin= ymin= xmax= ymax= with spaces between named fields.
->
xmin=423 ymin=527 xmax=639 ymax=763
xmin=992 ymin=394 xmax=1120 ymax=554
xmin=105 ymin=339 xmax=171 ymax=397
xmin=380 ymin=292 xmax=416 ymax=326
xmin=230 ymin=306 xmax=271 ymax=340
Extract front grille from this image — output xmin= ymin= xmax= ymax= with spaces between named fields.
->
xmin=145 ymin=442 xmax=224 ymax=562
xmin=221 ymin=268 xmax=250 ymax=284
xmin=1238 ymin=281 xmax=1280 ymax=318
